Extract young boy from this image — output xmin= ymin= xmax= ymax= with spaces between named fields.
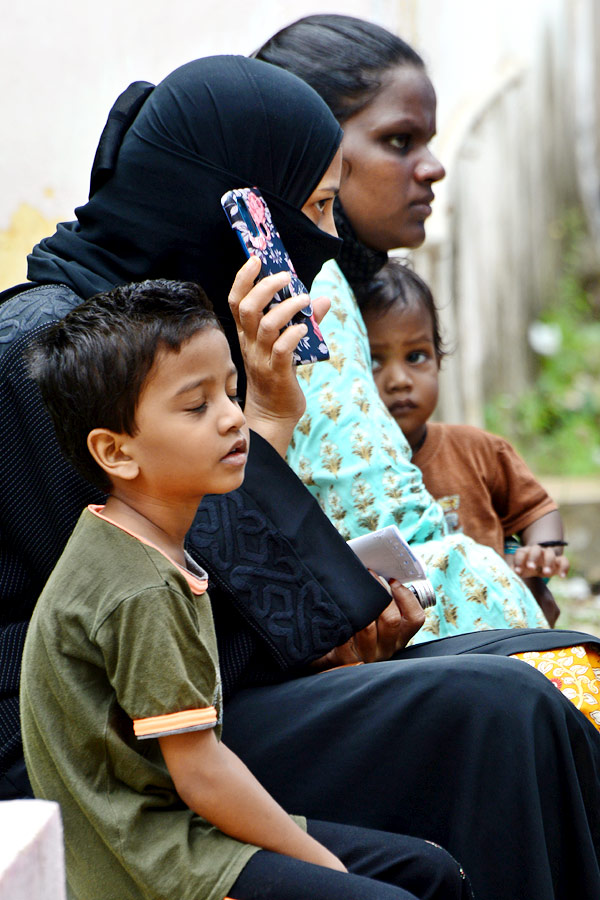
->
xmin=20 ymin=278 xmax=472 ymax=900
xmin=360 ymin=261 xmax=570 ymax=628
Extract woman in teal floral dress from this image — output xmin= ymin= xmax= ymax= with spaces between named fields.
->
xmin=256 ymin=15 xmax=548 ymax=641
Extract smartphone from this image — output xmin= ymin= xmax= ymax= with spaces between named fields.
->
xmin=221 ymin=187 xmax=329 ymax=365
xmin=347 ymin=525 xmax=437 ymax=609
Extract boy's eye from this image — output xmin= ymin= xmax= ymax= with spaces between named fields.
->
xmin=407 ymin=350 xmax=428 ymax=364
xmin=186 ymin=402 xmax=207 ymax=414
xmin=371 ymin=357 xmax=382 ymax=374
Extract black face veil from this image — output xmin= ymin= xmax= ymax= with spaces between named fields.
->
xmin=27 ymin=55 xmax=342 ymax=380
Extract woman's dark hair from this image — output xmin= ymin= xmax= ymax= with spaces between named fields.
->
xmin=26 ymin=279 xmax=219 ymax=491
xmin=359 ymin=260 xmax=446 ymax=361
xmin=253 ymin=14 xmax=424 ymax=123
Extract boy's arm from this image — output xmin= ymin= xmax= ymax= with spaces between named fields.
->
xmin=159 ymin=728 xmax=346 ymax=872
xmin=513 ymin=510 xmax=570 ymax=580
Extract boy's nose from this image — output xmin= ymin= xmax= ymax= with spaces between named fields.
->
xmin=222 ymin=396 xmax=246 ymax=431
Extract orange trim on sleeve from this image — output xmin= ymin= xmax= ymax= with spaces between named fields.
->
xmin=133 ymin=706 xmax=217 ymax=738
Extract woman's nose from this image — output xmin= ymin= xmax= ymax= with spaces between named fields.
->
xmin=321 ymin=207 xmax=338 ymax=237
xmin=415 ymin=148 xmax=445 ymax=184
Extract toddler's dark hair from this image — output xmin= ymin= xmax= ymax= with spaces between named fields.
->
xmin=27 ymin=279 xmax=219 ymax=491
xmin=253 ymin=14 xmax=424 ymax=123
xmin=359 ymin=260 xmax=446 ymax=361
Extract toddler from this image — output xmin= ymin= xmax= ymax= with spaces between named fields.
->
xmin=360 ymin=261 xmax=569 ymax=627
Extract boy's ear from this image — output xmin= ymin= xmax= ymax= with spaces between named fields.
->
xmin=87 ymin=428 xmax=140 ymax=482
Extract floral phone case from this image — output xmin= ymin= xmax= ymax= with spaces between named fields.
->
xmin=221 ymin=187 xmax=329 ymax=365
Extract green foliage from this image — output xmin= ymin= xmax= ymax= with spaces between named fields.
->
xmin=485 ymin=212 xmax=600 ymax=476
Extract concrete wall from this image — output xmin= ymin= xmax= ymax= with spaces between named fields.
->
xmin=0 ymin=801 xmax=65 ymax=900
xmin=412 ymin=0 xmax=600 ymax=424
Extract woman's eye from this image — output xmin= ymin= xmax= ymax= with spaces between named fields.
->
xmin=388 ymin=134 xmax=410 ymax=152
xmin=228 ymin=394 xmax=241 ymax=405
xmin=315 ymin=198 xmax=329 ymax=214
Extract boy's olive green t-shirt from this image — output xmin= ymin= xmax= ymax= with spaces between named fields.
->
xmin=20 ymin=509 xmax=287 ymax=900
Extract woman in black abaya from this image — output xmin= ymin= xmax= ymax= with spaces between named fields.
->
xmin=1 ymin=55 xmax=599 ymax=900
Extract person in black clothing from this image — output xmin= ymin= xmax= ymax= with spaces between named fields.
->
xmin=1 ymin=50 xmax=599 ymax=900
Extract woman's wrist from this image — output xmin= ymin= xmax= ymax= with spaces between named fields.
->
xmin=244 ymin=400 xmax=302 ymax=457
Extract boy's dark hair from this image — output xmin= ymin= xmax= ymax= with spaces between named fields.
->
xmin=253 ymin=14 xmax=424 ymax=123
xmin=27 ymin=279 xmax=219 ymax=491
xmin=359 ymin=260 xmax=446 ymax=361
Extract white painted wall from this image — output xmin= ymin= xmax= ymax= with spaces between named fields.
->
xmin=0 ymin=1 xmax=577 ymax=250
xmin=2 ymin=0 xmax=597 ymax=419
xmin=0 ymin=0 xmax=399 ymax=235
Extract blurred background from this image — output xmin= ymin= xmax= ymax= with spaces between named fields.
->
xmin=1 ymin=0 xmax=598 ymax=632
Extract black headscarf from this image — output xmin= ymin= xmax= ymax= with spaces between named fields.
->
xmin=333 ymin=199 xmax=388 ymax=297
xmin=27 ymin=55 xmax=342 ymax=383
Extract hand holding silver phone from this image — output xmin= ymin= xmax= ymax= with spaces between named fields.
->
xmin=348 ymin=525 xmax=436 ymax=608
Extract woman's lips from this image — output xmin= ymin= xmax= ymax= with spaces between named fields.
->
xmin=409 ymin=193 xmax=435 ymax=218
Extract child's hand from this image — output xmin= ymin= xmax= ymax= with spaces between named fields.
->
xmin=523 ymin=577 xmax=561 ymax=628
xmin=511 ymin=544 xmax=570 ymax=580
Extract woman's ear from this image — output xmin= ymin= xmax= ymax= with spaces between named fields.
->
xmin=87 ymin=429 xmax=140 ymax=482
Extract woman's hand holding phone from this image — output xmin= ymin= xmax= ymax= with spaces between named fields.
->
xmin=221 ymin=187 xmax=330 ymax=365
xmin=310 ymin=574 xmax=425 ymax=672
xmin=229 ymin=256 xmax=330 ymax=457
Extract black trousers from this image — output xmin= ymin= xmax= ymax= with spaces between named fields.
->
xmin=223 ymin=649 xmax=600 ymax=900
xmin=229 ymin=819 xmax=473 ymax=900
xmin=0 ymin=756 xmax=33 ymax=800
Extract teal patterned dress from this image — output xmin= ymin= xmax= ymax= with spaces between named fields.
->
xmin=287 ymin=260 xmax=547 ymax=642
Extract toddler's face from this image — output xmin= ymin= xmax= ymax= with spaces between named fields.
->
xmin=365 ymin=299 xmax=439 ymax=451
xmin=122 ymin=327 xmax=249 ymax=503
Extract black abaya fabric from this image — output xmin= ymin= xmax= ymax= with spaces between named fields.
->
xmin=27 ymin=55 xmax=342 ymax=388
xmin=2 ymin=54 xmax=600 ymax=900
xmin=0 ymin=56 xmax=345 ymax=788
xmin=223 ymin=641 xmax=600 ymax=900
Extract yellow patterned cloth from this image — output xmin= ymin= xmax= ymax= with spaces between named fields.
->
xmin=511 ymin=645 xmax=600 ymax=732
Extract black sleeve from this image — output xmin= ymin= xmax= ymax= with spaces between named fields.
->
xmin=187 ymin=430 xmax=391 ymax=689
xmin=0 ymin=285 xmax=105 ymax=774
